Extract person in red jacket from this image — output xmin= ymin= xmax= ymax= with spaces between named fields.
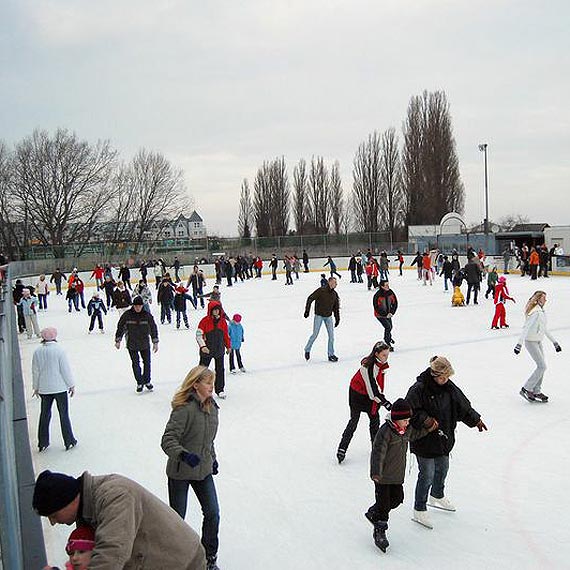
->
xmin=196 ymin=302 xmax=230 ymax=398
xmin=491 ymin=276 xmax=515 ymax=329
xmin=90 ymin=264 xmax=105 ymax=290
xmin=336 ymin=341 xmax=392 ymax=464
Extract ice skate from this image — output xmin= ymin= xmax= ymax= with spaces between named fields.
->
xmin=519 ymin=387 xmax=536 ymax=402
xmin=428 ymin=496 xmax=456 ymax=512
xmin=217 ymin=391 xmax=226 ymax=399
xmin=534 ymin=392 xmax=549 ymax=402
xmin=230 ymin=369 xmax=237 ymax=374
xmin=240 ymin=367 xmax=246 ymax=373
xmin=373 ymin=522 xmax=389 ymax=552
xmin=136 ymin=384 xmax=144 ymax=393
xmin=412 ymin=510 xmax=433 ymax=529
xmin=336 ymin=448 xmax=346 ymax=464
xmin=145 ymin=382 xmax=154 ymax=391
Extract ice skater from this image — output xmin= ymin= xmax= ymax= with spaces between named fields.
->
xmin=372 ymin=280 xmax=398 ymax=350
xmin=515 ymin=291 xmax=562 ymax=403
xmin=367 ymin=399 xmax=437 ymax=553
xmin=229 ymin=314 xmax=245 ymax=373
xmin=491 ymin=276 xmax=515 ymax=329
xmin=337 ymin=341 xmax=392 ymax=464
xmin=87 ymin=292 xmax=107 ymax=333
xmin=324 ymin=256 xmax=342 ymax=279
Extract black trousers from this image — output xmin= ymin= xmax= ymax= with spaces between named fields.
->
xmin=128 ymin=348 xmax=151 ymax=385
xmin=466 ymin=283 xmax=480 ymax=304
xmin=367 ymin=483 xmax=404 ymax=523
xmin=376 ymin=316 xmax=393 ymax=344
xmin=200 ymin=352 xmax=225 ymax=394
xmin=339 ymin=390 xmax=380 ymax=452
xmin=89 ymin=312 xmax=104 ymax=331
xmin=229 ymin=349 xmax=243 ymax=370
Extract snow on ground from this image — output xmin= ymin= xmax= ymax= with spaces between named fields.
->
xmin=19 ymin=267 xmax=570 ymax=569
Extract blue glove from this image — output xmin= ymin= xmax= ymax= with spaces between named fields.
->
xmin=180 ymin=452 xmax=200 ymax=467
xmin=212 ymin=460 xmax=219 ymax=475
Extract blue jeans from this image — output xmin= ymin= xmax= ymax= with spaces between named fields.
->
xmin=304 ymin=315 xmax=335 ymax=357
xmin=38 ymin=392 xmax=76 ymax=448
xmin=168 ymin=475 xmax=220 ymax=558
xmin=414 ymin=455 xmax=450 ymax=511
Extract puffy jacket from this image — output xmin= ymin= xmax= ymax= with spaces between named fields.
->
xmin=113 ymin=288 xmax=131 ymax=309
xmin=115 ymin=308 xmax=159 ymax=351
xmin=304 ymin=286 xmax=340 ymax=320
xmin=77 ymin=471 xmax=205 ymax=570
xmin=518 ymin=305 xmax=557 ymax=344
xmin=157 ymin=282 xmax=175 ymax=304
xmin=88 ymin=298 xmax=108 ymax=315
xmin=196 ymin=302 xmax=230 ymax=357
xmin=32 ymin=341 xmax=74 ymax=394
xmin=161 ymin=394 xmax=219 ymax=481
xmin=372 ymin=288 xmax=398 ymax=318
xmin=370 ymin=420 xmax=428 ymax=484
xmin=406 ymin=369 xmax=481 ymax=457
xmin=229 ymin=321 xmax=244 ymax=350
xmin=464 ymin=260 xmax=482 ymax=284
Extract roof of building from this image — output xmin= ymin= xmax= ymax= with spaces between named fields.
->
xmin=510 ymin=223 xmax=550 ymax=232
xmin=188 ymin=211 xmax=203 ymax=223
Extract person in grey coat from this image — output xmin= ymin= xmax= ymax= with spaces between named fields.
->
xmin=162 ymin=366 xmax=221 ymax=570
xmin=33 ymin=469 xmax=206 ymax=570
xmin=32 ymin=327 xmax=77 ymax=451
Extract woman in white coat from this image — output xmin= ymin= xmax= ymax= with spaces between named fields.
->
xmin=32 ymin=327 xmax=77 ymax=451
xmin=515 ymin=291 xmax=562 ymax=402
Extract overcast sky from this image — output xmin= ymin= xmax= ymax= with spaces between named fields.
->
xmin=2 ymin=0 xmax=569 ymax=236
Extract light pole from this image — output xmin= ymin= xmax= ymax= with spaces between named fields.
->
xmin=478 ymin=143 xmax=489 ymax=235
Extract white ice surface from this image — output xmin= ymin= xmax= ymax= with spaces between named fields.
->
xmin=19 ymin=268 xmax=570 ymax=569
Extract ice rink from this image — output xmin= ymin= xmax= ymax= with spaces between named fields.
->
xmin=19 ymin=265 xmax=570 ymax=569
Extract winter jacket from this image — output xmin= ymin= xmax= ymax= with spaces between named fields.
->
xmin=173 ymin=291 xmax=193 ymax=311
xmin=66 ymin=287 xmax=78 ymax=301
xmin=36 ymin=279 xmax=49 ymax=295
xmin=77 ymin=471 xmax=205 ymax=570
xmin=188 ymin=271 xmax=206 ymax=292
xmin=119 ymin=266 xmax=131 ymax=281
xmin=196 ymin=302 xmax=230 ymax=358
xmin=493 ymin=283 xmax=513 ymax=305
xmin=115 ymin=308 xmax=159 ymax=351
xmin=161 ymin=394 xmax=219 ymax=481
xmin=464 ymin=260 xmax=482 ymax=285
xmin=133 ymin=284 xmax=152 ymax=306
xmin=411 ymin=254 xmax=422 ymax=267
xmin=19 ymin=296 xmax=38 ymax=316
xmin=113 ymin=288 xmax=131 ymax=309
xmin=91 ymin=267 xmax=105 ymax=280
xmin=406 ymin=369 xmax=481 ymax=457
xmin=32 ymin=341 xmax=74 ymax=394
xmin=157 ymin=281 xmax=175 ymax=305
xmin=229 ymin=321 xmax=244 ymax=350
xmin=372 ymin=288 xmax=398 ymax=318
xmin=102 ymin=279 xmax=116 ymax=297
xmin=518 ymin=305 xmax=557 ymax=344
xmin=529 ymin=250 xmax=539 ymax=266
xmin=50 ymin=270 xmax=66 ymax=284
xmin=304 ymin=286 xmax=340 ymax=321
xmin=88 ymin=298 xmax=107 ymax=316
xmin=487 ymin=271 xmax=498 ymax=286
xmin=440 ymin=261 xmax=453 ymax=279
xmin=324 ymin=258 xmax=337 ymax=271
xmin=370 ymin=419 xmax=429 ymax=484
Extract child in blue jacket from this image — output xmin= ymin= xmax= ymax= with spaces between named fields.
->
xmin=229 ymin=314 xmax=245 ymax=373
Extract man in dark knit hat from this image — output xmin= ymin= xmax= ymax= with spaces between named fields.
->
xmin=33 ymin=469 xmax=206 ymax=569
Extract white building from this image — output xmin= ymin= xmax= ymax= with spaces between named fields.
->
xmin=159 ymin=211 xmax=207 ymax=240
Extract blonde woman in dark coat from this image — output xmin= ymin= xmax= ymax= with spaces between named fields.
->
xmin=161 ymin=366 xmax=221 ymax=570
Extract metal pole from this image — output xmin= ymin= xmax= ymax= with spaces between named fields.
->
xmin=479 ymin=143 xmax=489 ymax=235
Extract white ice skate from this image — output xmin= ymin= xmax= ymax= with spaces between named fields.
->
xmin=428 ymin=496 xmax=456 ymax=512
xmin=412 ymin=510 xmax=433 ymax=529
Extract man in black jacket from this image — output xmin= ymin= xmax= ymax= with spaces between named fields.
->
xmin=405 ymin=356 xmax=487 ymax=529
xmin=464 ymin=257 xmax=482 ymax=305
xmin=303 ymin=277 xmax=340 ymax=362
xmin=372 ymin=280 xmax=398 ymax=350
xmin=115 ymin=296 xmax=159 ymax=392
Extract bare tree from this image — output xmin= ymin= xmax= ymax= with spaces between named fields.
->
xmin=269 ymin=156 xmax=289 ymax=236
xmin=12 ymin=129 xmax=117 ymax=257
xmin=253 ymin=162 xmax=272 ymax=237
xmin=308 ymin=156 xmax=331 ymax=234
xmin=329 ymin=161 xmax=344 ymax=234
xmin=352 ymin=132 xmax=382 ymax=232
xmin=402 ymin=90 xmax=464 ymax=225
xmin=380 ymin=128 xmax=404 ymax=239
xmin=292 ymin=158 xmax=308 ymax=234
xmin=497 ymin=214 xmax=530 ymax=231
xmin=238 ymin=178 xmax=253 ymax=238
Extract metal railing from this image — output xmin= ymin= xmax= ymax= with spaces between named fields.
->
xmin=0 ymin=266 xmax=46 ymax=570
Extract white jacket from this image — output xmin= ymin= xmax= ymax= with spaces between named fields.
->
xmin=518 ymin=306 xmax=557 ymax=344
xmin=32 ymin=341 xmax=74 ymax=394
xmin=36 ymin=280 xmax=49 ymax=295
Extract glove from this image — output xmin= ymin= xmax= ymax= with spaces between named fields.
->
xmin=514 ymin=344 xmax=521 ymax=355
xmin=212 ymin=460 xmax=219 ymax=475
xmin=304 ymin=310 xmax=310 ymax=318
xmin=378 ymin=394 xmax=392 ymax=410
xmin=476 ymin=420 xmax=488 ymax=432
xmin=115 ymin=341 xmax=121 ymax=349
xmin=334 ymin=318 xmax=340 ymax=328
xmin=180 ymin=452 xmax=200 ymax=467
xmin=554 ymin=343 xmax=562 ymax=353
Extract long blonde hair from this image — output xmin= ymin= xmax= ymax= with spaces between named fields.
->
xmin=171 ymin=366 xmax=215 ymax=411
xmin=525 ymin=291 xmax=546 ymax=316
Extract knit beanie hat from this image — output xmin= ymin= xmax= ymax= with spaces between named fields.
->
xmin=66 ymin=526 xmax=95 ymax=555
xmin=430 ymin=356 xmax=455 ymax=377
xmin=33 ymin=470 xmax=81 ymax=516
xmin=40 ymin=327 xmax=58 ymax=342
xmin=132 ymin=296 xmax=144 ymax=306
xmin=232 ymin=314 xmax=242 ymax=323
xmin=391 ymin=398 xmax=412 ymax=421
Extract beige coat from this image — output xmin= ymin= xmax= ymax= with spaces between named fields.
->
xmin=78 ymin=471 xmax=205 ymax=570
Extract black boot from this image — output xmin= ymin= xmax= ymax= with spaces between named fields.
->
xmin=206 ymin=555 xmax=220 ymax=570
xmin=373 ymin=521 xmax=389 ymax=552
xmin=336 ymin=448 xmax=346 ymax=464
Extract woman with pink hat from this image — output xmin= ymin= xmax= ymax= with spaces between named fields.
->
xmin=491 ymin=275 xmax=516 ymax=329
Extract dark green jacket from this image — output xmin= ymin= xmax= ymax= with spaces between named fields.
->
xmin=370 ymin=420 xmax=428 ymax=484
xmin=161 ymin=395 xmax=219 ymax=481
xmin=305 ymin=285 xmax=340 ymax=320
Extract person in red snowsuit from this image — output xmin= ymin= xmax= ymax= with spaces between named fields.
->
xmin=491 ymin=276 xmax=515 ymax=329
xmin=336 ymin=341 xmax=392 ymax=463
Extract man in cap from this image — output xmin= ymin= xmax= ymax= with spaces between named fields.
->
xmin=406 ymin=356 xmax=488 ymax=529
xmin=33 ymin=470 xmax=206 ymax=569
xmin=115 ymin=296 xmax=159 ymax=392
